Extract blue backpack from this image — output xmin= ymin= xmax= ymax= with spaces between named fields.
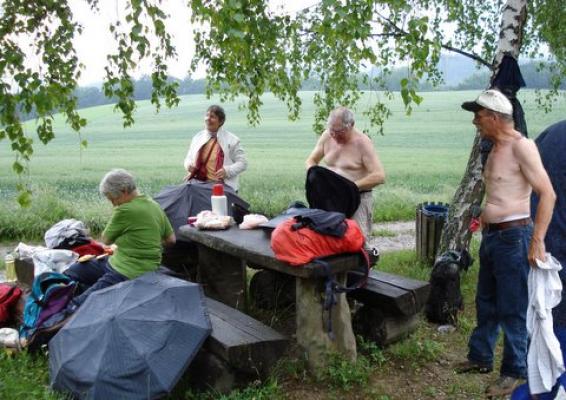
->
xmin=20 ymin=272 xmax=76 ymax=340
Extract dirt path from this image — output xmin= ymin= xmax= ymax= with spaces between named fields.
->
xmin=368 ymin=221 xmax=415 ymax=253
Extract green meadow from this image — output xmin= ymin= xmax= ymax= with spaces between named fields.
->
xmin=0 ymin=90 xmax=563 ymax=240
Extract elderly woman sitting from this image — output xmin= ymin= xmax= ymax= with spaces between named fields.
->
xmin=64 ymin=169 xmax=175 ymax=312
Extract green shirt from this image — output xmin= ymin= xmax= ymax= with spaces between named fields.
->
xmin=102 ymin=195 xmax=173 ymax=279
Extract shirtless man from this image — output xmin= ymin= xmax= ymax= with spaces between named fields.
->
xmin=456 ymin=89 xmax=556 ymax=398
xmin=305 ymin=107 xmax=385 ymax=239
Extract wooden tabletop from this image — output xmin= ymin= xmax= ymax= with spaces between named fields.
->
xmin=178 ymin=225 xmax=363 ymax=278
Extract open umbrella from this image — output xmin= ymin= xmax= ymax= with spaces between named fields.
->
xmin=49 ymin=272 xmax=212 ymax=399
xmin=154 ymin=181 xmax=250 ymax=233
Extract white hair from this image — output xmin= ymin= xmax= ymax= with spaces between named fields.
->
xmin=99 ymin=169 xmax=136 ymax=200
xmin=327 ymin=107 xmax=355 ymax=129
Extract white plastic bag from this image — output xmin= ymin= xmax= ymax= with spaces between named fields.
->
xmin=32 ymin=249 xmax=78 ymax=275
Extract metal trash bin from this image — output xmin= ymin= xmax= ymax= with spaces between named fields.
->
xmin=416 ymin=202 xmax=449 ymax=265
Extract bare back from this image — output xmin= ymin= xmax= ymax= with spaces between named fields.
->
xmin=482 ymin=136 xmax=532 ymax=223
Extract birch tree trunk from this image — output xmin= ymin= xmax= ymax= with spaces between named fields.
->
xmin=438 ymin=0 xmax=528 ymax=254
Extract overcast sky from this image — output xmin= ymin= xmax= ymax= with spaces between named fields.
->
xmin=71 ymin=0 xmax=319 ymax=86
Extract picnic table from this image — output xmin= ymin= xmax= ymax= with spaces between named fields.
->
xmin=177 ymin=224 xmax=364 ymax=369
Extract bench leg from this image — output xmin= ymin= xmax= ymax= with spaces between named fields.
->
xmin=197 ymin=245 xmax=247 ymax=311
xmin=295 ymin=273 xmax=357 ymax=370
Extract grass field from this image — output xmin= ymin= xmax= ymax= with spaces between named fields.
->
xmin=0 ymin=90 xmax=563 ymax=240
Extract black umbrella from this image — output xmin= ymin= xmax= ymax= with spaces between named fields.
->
xmin=49 ymin=272 xmax=212 ymax=399
xmin=154 ymin=181 xmax=250 ymax=232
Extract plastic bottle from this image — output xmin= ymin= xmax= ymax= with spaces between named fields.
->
xmin=211 ymin=184 xmax=228 ymax=216
xmin=4 ymin=254 xmax=16 ymax=282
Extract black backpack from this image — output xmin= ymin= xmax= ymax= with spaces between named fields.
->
xmin=425 ymin=250 xmax=473 ymax=324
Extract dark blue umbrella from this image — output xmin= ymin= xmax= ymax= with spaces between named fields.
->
xmin=49 ymin=272 xmax=211 ymax=399
xmin=154 ymin=181 xmax=249 ymax=233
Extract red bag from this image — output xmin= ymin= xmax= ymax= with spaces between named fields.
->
xmin=271 ymin=218 xmax=364 ymax=266
xmin=0 ymin=283 xmax=23 ymax=325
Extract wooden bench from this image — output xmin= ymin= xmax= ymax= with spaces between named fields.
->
xmin=249 ymin=268 xmax=430 ymax=346
xmin=348 ymin=270 xmax=430 ymax=346
xmin=186 ymin=297 xmax=289 ymax=393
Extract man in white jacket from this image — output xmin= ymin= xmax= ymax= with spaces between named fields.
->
xmin=183 ymin=105 xmax=248 ymax=191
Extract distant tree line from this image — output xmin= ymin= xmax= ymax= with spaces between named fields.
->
xmin=67 ymin=61 xmax=563 ymax=112
xmin=455 ymin=62 xmax=566 ymax=90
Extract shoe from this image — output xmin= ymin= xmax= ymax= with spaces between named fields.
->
xmin=454 ymin=359 xmax=493 ymax=374
xmin=485 ymin=375 xmax=523 ymax=398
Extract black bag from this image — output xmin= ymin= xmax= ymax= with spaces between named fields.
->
xmin=425 ymin=250 xmax=473 ymax=324
xmin=306 ymin=166 xmax=360 ymax=218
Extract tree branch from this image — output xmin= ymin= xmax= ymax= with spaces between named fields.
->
xmin=373 ymin=13 xmax=493 ymax=69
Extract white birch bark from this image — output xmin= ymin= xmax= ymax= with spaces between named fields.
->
xmin=439 ymin=0 xmax=528 ymax=254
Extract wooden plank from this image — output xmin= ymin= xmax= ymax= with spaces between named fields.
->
xmin=353 ymin=306 xmax=419 ymax=346
xmin=204 ymin=298 xmax=288 ymax=376
xmin=198 ymin=246 xmax=247 ymax=311
xmin=426 ymin=207 xmax=436 ymax=264
xmin=178 ymin=225 xmax=362 ymax=278
xmin=348 ymin=270 xmax=430 ymax=316
xmin=415 ymin=204 xmax=421 ymax=260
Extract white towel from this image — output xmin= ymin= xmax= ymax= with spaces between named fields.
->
xmin=527 ymin=254 xmax=565 ymax=395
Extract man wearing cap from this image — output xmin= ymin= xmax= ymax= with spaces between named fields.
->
xmin=305 ymin=106 xmax=385 ymax=240
xmin=456 ymin=89 xmax=556 ymax=397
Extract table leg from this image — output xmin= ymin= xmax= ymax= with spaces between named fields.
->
xmin=295 ymin=272 xmax=357 ymax=370
xmin=196 ymin=245 xmax=247 ymax=311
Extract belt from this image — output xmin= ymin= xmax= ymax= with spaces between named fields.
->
xmin=485 ymin=217 xmax=531 ymax=232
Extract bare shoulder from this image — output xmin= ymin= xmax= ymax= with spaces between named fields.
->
xmin=512 ymin=136 xmax=537 ymax=158
xmin=354 ymin=131 xmax=374 ymax=147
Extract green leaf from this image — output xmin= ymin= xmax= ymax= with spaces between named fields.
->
xmin=17 ymin=190 xmax=32 ymax=208
xmin=12 ymin=161 xmax=24 ymax=174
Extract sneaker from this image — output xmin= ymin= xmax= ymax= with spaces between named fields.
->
xmin=454 ymin=359 xmax=493 ymax=374
xmin=485 ymin=375 xmax=523 ymax=398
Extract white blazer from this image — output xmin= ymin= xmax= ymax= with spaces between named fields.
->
xmin=183 ymin=128 xmax=248 ymax=191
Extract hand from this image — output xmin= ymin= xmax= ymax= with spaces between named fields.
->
xmin=184 ymin=166 xmax=196 ymax=181
xmin=214 ymin=168 xmax=226 ymax=180
xmin=528 ymin=237 xmax=546 ymax=268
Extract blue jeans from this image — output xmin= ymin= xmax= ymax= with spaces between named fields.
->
xmin=64 ymin=257 xmax=129 ymax=311
xmin=468 ymin=224 xmax=533 ymax=379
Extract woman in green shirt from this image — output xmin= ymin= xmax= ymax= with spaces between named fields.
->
xmin=64 ymin=169 xmax=176 ymax=312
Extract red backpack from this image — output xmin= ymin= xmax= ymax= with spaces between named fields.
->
xmin=271 ymin=218 xmax=364 ymax=266
xmin=271 ymin=216 xmax=368 ymax=338
xmin=0 ymin=283 xmax=23 ymax=326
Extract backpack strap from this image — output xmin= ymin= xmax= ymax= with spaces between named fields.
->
xmin=313 ymin=248 xmax=370 ymax=339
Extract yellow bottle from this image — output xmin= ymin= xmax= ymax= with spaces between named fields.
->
xmin=4 ymin=254 xmax=16 ymax=282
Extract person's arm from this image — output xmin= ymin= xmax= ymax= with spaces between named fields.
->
xmin=221 ymin=139 xmax=248 ymax=179
xmin=355 ymin=136 xmax=386 ymax=190
xmin=100 ymin=207 xmax=125 ymax=245
xmin=515 ymin=138 xmax=556 ymax=266
xmin=162 ymin=232 xmax=176 ymax=247
xmin=305 ymin=132 xmax=328 ymax=169
xmin=161 ymin=212 xmax=176 ymax=247
xmin=183 ymin=132 xmax=203 ymax=178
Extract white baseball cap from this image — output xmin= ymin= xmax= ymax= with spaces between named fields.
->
xmin=461 ymin=89 xmax=513 ymax=116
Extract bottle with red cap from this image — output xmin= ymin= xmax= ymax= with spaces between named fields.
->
xmin=211 ymin=184 xmax=228 ymax=216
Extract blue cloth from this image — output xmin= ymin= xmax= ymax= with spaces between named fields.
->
xmin=512 ymin=327 xmax=566 ymax=399
xmin=532 ymin=120 xmax=566 ymax=327
xmin=64 ymin=257 xmax=129 ymax=309
xmin=468 ymin=224 xmax=533 ymax=379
